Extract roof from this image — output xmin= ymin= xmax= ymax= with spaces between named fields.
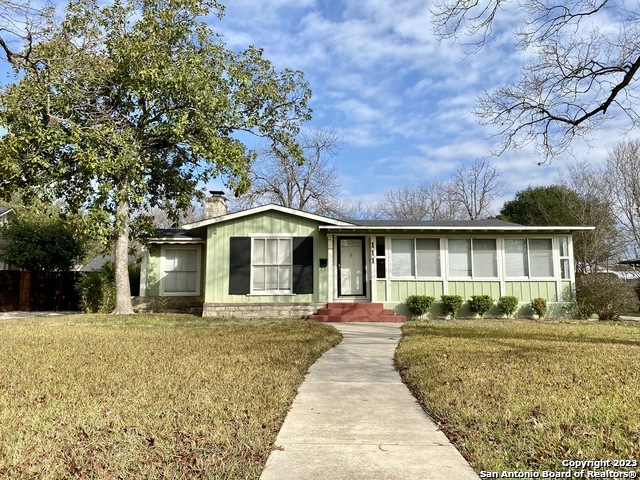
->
xmin=347 ymin=219 xmax=522 ymax=227
xmin=183 ymin=204 xmax=352 ymax=230
xmin=0 ymin=206 xmax=15 ymax=217
xmin=174 ymin=204 xmax=594 ymax=234
xmin=619 ymin=258 xmax=640 ymax=267
xmin=78 ymin=254 xmax=138 ymax=272
xmin=320 ymin=218 xmax=594 ymax=233
xmin=148 ymin=228 xmax=205 ymax=244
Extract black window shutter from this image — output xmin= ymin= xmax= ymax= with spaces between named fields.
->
xmin=229 ymin=237 xmax=251 ymax=294
xmin=293 ymin=237 xmax=314 ymax=294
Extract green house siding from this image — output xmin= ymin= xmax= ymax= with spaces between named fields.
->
xmin=205 ymin=210 xmax=328 ymax=303
xmin=447 ymin=281 xmax=500 ymax=299
xmin=146 ymin=245 xmax=161 ymax=296
xmin=376 ymin=280 xmax=387 ymax=302
xmin=389 ymin=280 xmax=444 ymax=302
xmin=505 ymin=281 xmax=558 ymax=302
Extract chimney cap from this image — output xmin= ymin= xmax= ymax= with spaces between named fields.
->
xmin=209 ymin=190 xmax=226 ymax=197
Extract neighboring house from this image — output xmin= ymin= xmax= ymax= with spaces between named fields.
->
xmin=0 ymin=206 xmax=16 ymax=270
xmin=137 ymin=193 xmax=593 ymax=318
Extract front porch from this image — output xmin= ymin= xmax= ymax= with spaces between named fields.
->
xmin=308 ymin=302 xmax=406 ymax=322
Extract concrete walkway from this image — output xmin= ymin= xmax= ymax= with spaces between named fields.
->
xmin=260 ymin=323 xmax=479 ymax=480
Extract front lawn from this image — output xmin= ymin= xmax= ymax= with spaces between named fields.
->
xmin=395 ymin=319 xmax=640 ymax=473
xmin=0 ymin=314 xmax=341 ymax=479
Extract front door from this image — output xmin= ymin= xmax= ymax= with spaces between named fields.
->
xmin=339 ymin=238 xmax=365 ymax=296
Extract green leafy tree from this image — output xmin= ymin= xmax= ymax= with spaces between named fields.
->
xmin=0 ymin=0 xmax=311 ymax=313
xmin=499 ymin=185 xmax=618 ymax=273
xmin=0 ymin=215 xmax=84 ymax=271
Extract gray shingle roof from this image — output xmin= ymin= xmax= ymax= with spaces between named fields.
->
xmin=151 ymin=228 xmax=204 ymax=241
xmin=347 ymin=219 xmax=523 ymax=227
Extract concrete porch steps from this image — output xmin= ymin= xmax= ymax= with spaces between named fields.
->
xmin=309 ymin=302 xmax=406 ymax=323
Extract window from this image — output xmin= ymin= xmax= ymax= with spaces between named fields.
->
xmin=252 ymin=238 xmax=292 ymax=292
xmin=529 ymin=239 xmax=554 ymax=277
xmin=375 ymin=236 xmax=386 ymax=279
xmin=505 ymin=239 xmax=529 ymax=277
xmin=162 ymin=247 xmax=200 ymax=295
xmin=448 ymin=238 xmax=497 ymax=278
xmin=504 ymin=238 xmax=554 ymax=278
xmin=559 ymin=237 xmax=571 ymax=280
xmin=391 ymin=239 xmax=413 ymax=277
xmin=390 ymin=238 xmax=441 ymax=278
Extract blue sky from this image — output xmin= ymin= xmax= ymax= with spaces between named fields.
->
xmin=1 ymin=0 xmax=633 ymax=213
xmin=207 ymin=0 xmax=634 ymax=211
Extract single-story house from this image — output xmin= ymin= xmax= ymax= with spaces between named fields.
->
xmin=136 ymin=193 xmax=593 ymax=319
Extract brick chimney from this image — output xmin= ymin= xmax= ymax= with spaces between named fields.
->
xmin=205 ymin=190 xmax=228 ymax=218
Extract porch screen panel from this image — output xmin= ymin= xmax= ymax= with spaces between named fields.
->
xmin=416 ymin=238 xmax=440 ymax=277
xmin=529 ymin=239 xmax=554 ymax=277
xmin=391 ymin=239 xmax=414 ymax=277
xmin=505 ymin=239 xmax=528 ymax=277
xmin=448 ymin=239 xmax=471 ymax=277
xmin=164 ymin=248 xmax=198 ymax=293
xmin=472 ymin=239 xmax=497 ymax=277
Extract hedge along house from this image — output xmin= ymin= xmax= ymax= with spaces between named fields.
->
xmin=137 ymin=193 xmax=594 ymax=319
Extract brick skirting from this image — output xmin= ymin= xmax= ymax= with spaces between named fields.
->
xmin=202 ymin=302 xmax=326 ymax=319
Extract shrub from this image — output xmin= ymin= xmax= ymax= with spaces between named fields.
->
xmin=530 ymin=298 xmax=548 ymax=318
xmin=76 ymin=263 xmax=116 ymax=313
xmin=468 ymin=295 xmax=494 ymax=318
xmin=441 ymin=295 xmax=464 ymax=319
xmin=497 ymin=296 xmax=519 ymax=318
xmin=576 ymin=273 xmax=639 ymax=321
xmin=405 ymin=295 xmax=435 ymax=319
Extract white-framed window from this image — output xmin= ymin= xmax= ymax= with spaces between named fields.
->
xmin=251 ymin=237 xmax=292 ymax=293
xmin=559 ymin=236 xmax=571 ymax=280
xmin=390 ymin=238 xmax=441 ymax=278
xmin=504 ymin=238 xmax=554 ymax=278
xmin=448 ymin=238 xmax=498 ymax=278
xmin=161 ymin=246 xmax=201 ymax=295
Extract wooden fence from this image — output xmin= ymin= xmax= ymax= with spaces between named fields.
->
xmin=0 ymin=271 xmax=82 ymax=311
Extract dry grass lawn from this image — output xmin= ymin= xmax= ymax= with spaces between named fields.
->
xmin=0 ymin=314 xmax=341 ymax=479
xmin=395 ymin=319 xmax=640 ymax=473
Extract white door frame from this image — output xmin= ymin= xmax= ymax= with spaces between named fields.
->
xmin=334 ymin=236 xmax=369 ymax=300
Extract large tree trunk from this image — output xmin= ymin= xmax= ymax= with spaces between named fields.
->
xmin=114 ymin=199 xmax=134 ymax=314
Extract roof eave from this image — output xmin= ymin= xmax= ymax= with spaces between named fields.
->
xmin=319 ymin=225 xmax=595 ymax=233
xmin=183 ymin=204 xmax=353 ymax=230
xmin=147 ymin=238 xmax=206 ymax=244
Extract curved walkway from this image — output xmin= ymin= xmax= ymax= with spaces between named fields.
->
xmin=261 ymin=322 xmax=479 ymax=480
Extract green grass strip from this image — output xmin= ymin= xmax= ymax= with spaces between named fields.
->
xmin=395 ymin=319 xmax=640 ymax=473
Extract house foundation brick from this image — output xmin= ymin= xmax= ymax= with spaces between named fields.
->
xmin=202 ymin=302 xmax=326 ymax=319
xmin=132 ymin=296 xmax=204 ymax=314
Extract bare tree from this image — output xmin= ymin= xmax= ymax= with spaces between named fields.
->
xmin=557 ymin=163 xmax=621 ymax=272
xmin=231 ymin=127 xmax=346 ymax=217
xmin=432 ymin=0 xmax=640 ymax=158
xmin=0 ymin=0 xmax=52 ymax=69
xmin=603 ymin=139 xmax=640 ymax=258
xmin=450 ymin=158 xmax=504 ymax=220
xmin=377 ymin=181 xmax=464 ymax=221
